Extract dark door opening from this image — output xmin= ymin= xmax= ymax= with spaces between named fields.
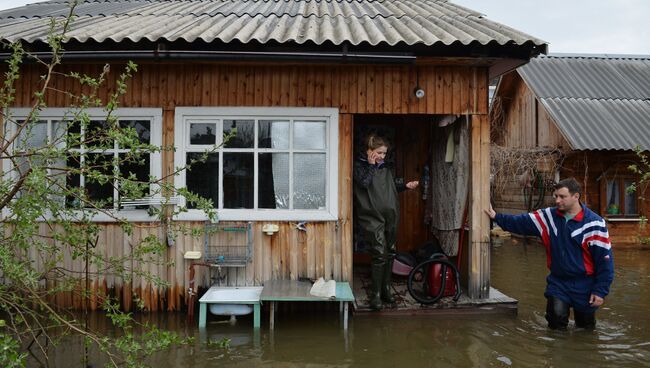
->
xmin=352 ymin=114 xmax=435 ymax=264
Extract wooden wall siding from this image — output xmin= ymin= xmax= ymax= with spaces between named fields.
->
xmin=9 ymin=61 xmax=489 ymax=308
xmin=497 ymin=75 xmax=569 ymax=150
xmin=536 ymin=100 xmax=568 ymax=148
xmin=468 ymin=113 xmax=491 ymax=299
xmin=33 ymin=221 xmax=346 ymax=311
xmin=13 ymin=63 xmax=488 ymax=115
xmin=495 ymin=150 xmax=650 ymax=245
xmin=338 ymin=114 xmax=354 ymax=284
xmin=501 ymin=78 xmax=536 ymax=148
xmin=606 ymin=221 xmax=650 ymax=246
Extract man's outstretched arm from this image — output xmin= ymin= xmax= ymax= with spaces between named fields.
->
xmin=485 ymin=204 xmax=542 ymax=238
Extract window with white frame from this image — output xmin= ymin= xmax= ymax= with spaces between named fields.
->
xmin=6 ymin=108 xmax=162 ymax=217
xmin=174 ymin=107 xmax=339 ymax=221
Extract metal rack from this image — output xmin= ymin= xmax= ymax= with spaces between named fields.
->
xmin=203 ymin=222 xmax=253 ymax=267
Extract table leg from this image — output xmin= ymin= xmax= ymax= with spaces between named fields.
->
xmin=270 ymin=301 xmax=275 ymax=330
xmin=343 ymin=301 xmax=349 ymax=330
xmin=254 ymin=303 xmax=261 ymax=328
xmin=198 ymin=303 xmax=207 ymax=328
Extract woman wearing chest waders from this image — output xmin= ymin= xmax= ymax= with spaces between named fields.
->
xmin=353 ymin=134 xmax=419 ymax=310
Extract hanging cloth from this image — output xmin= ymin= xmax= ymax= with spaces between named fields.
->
xmin=429 ymin=116 xmax=469 ymax=256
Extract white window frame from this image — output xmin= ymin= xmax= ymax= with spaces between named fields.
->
xmin=3 ymin=107 xmax=163 ymax=222
xmin=174 ymin=107 xmax=339 ymax=221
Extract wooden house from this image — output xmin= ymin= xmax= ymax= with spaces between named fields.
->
xmin=491 ymin=54 xmax=650 ymax=245
xmin=0 ymin=0 xmax=546 ymax=311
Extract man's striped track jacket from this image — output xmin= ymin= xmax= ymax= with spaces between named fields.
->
xmin=495 ymin=204 xmax=614 ymax=298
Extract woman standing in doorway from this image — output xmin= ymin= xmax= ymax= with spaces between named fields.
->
xmin=354 ymin=134 xmax=419 ymax=310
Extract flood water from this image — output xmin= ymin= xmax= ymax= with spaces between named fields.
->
xmin=33 ymin=239 xmax=650 ymax=367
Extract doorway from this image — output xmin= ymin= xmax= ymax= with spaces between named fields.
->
xmin=352 ymin=114 xmax=436 ymax=264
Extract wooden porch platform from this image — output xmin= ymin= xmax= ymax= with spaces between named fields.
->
xmin=352 ymin=267 xmax=517 ymax=315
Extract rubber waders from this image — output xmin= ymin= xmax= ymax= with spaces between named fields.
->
xmin=381 ymin=260 xmax=396 ymax=303
xmin=370 ymin=263 xmax=384 ymax=310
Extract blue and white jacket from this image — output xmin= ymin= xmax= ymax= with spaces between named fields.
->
xmin=495 ymin=204 xmax=614 ymax=298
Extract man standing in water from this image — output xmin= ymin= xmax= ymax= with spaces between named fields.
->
xmin=485 ymin=178 xmax=614 ymax=330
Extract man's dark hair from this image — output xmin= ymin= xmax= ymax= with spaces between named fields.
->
xmin=554 ymin=178 xmax=581 ymax=198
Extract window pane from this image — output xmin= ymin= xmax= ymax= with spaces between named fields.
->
xmin=223 ymin=153 xmax=254 ymax=208
xmin=50 ymin=157 xmax=67 ymax=206
xmin=186 ymin=153 xmax=219 ymax=209
xmin=606 ymin=180 xmax=620 ymax=214
xmin=224 ymin=119 xmax=254 ymax=148
xmin=120 ymin=120 xmax=151 ymax=145
xmin=118 ymin=153 xmax=151 ymax=199
xmin=68 ymin=120 xmax=81 ymax=149
xmin=87 ymin=120 xmax=112 ymax=149
xmin=294 ymin=121 xmax=326 ymax=149
xmin=259 ymin=153 xmax=289 ymax=209
xmin=189 ymin=122 xmax=217 ymax=145
xmin=52 ymin=121 xmax=68 ymax=147
xmin=624 ymin=179 xmax=637 ymax=215
xmin=258 ymin=120 xmax=289 ymax=149
xmin=66 ymin=154 xmax=82 ymax=208
xmin=293 ymin=153 xmax=326 ymax=209
xmin=85 ymin=153 xmax=114 ymax=208
xmin=17 ymin=120 xmax=47 ymax=150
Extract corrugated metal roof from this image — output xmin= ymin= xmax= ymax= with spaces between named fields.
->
xmin=516 ymin=54 xmax=650 ymax=151
xmin=519 ymin=54 xmax=650 ymax=100
xmin=0 ymin=0 xmax=547 ymax=47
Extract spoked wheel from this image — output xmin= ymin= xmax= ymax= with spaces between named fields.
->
xmin=406 ymin=256 xmax=462 ymax=305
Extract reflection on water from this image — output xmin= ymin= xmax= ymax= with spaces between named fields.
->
xmin=32 ymin=239 xmax=650 ymax=367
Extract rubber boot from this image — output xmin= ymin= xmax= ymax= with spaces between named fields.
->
xmin=369 ymin=264 xmax=384 ymax=310
xmin=381 ymin=260 xmax=396 ymax=303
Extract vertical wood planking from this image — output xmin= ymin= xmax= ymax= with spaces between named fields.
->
xmin=323 ymin=67 xmax=332 ymax=107
xmin=349 ymin=67 xmax=358 ymax=113
xmin=331 ymin=66 xmax=340 ymax=108
xmin=306 ymin=68 xmax=316 ymax=107
xmin=254 ymin=66 xmax=264 ymax=106
xmin=280 ymin=68 xmax=291 ymax=106
xmin=289 ymin=67 xmax=299 ymax=106
xmin=339 ymin=67 xmax=349 ymax=112
xmin=366 ymin=66 xmax=375 ymax=113
xmin=339 ymin=114 xmax=353 ymax=282
xmin=468 ymin=114 xmax=491 ymax=299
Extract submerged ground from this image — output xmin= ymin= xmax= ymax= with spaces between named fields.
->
xmin=32 ymin=238 xmax=650 ymax=367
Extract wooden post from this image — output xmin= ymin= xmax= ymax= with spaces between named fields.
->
xmin=468 ymin=114 xmax=491 ymax=299
xmin=339 ymin=114 xmax=354 ymax=283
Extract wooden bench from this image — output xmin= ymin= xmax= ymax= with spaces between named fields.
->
xmin=260 ymin=280 xmax=355 ymax=330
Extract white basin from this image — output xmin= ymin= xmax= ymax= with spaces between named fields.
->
xmin=199 ymin=286 xmax=263 ymax=316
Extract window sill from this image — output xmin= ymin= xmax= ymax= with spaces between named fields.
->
xmin=2 ymin=210 xmax=161 ymax=223
xmin=174 ymin=209 xmax=338 ymax=222
xmin=605 ymin=217 xmax=645 ymax=222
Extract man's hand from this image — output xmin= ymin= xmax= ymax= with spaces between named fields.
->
xmin=406 ymin=181 xmax=419 ymax=190
xmin=589 ymin=294 xmax=604 ymax=307
xmin=484 ymin=204 xmax=496 ymax=220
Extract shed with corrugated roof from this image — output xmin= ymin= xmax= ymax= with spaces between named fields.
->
xmin=0 ymin=0 xmax=547 ymax=311
xmin=491 ymin=54 xmax=650 ymax=245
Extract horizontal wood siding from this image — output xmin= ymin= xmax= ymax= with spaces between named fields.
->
xmin=8 ymin=61 xmax=488 ymax=309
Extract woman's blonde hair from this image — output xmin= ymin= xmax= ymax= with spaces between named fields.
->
xmin=366 ymin=134 xmax=389 ymax=150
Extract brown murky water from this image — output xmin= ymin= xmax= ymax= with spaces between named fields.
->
xmin=31 ymin=239 xmax=650 ymax=367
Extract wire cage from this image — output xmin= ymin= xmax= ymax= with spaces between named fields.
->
xmin=203 ymin=222 xmax=253 ymax=267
